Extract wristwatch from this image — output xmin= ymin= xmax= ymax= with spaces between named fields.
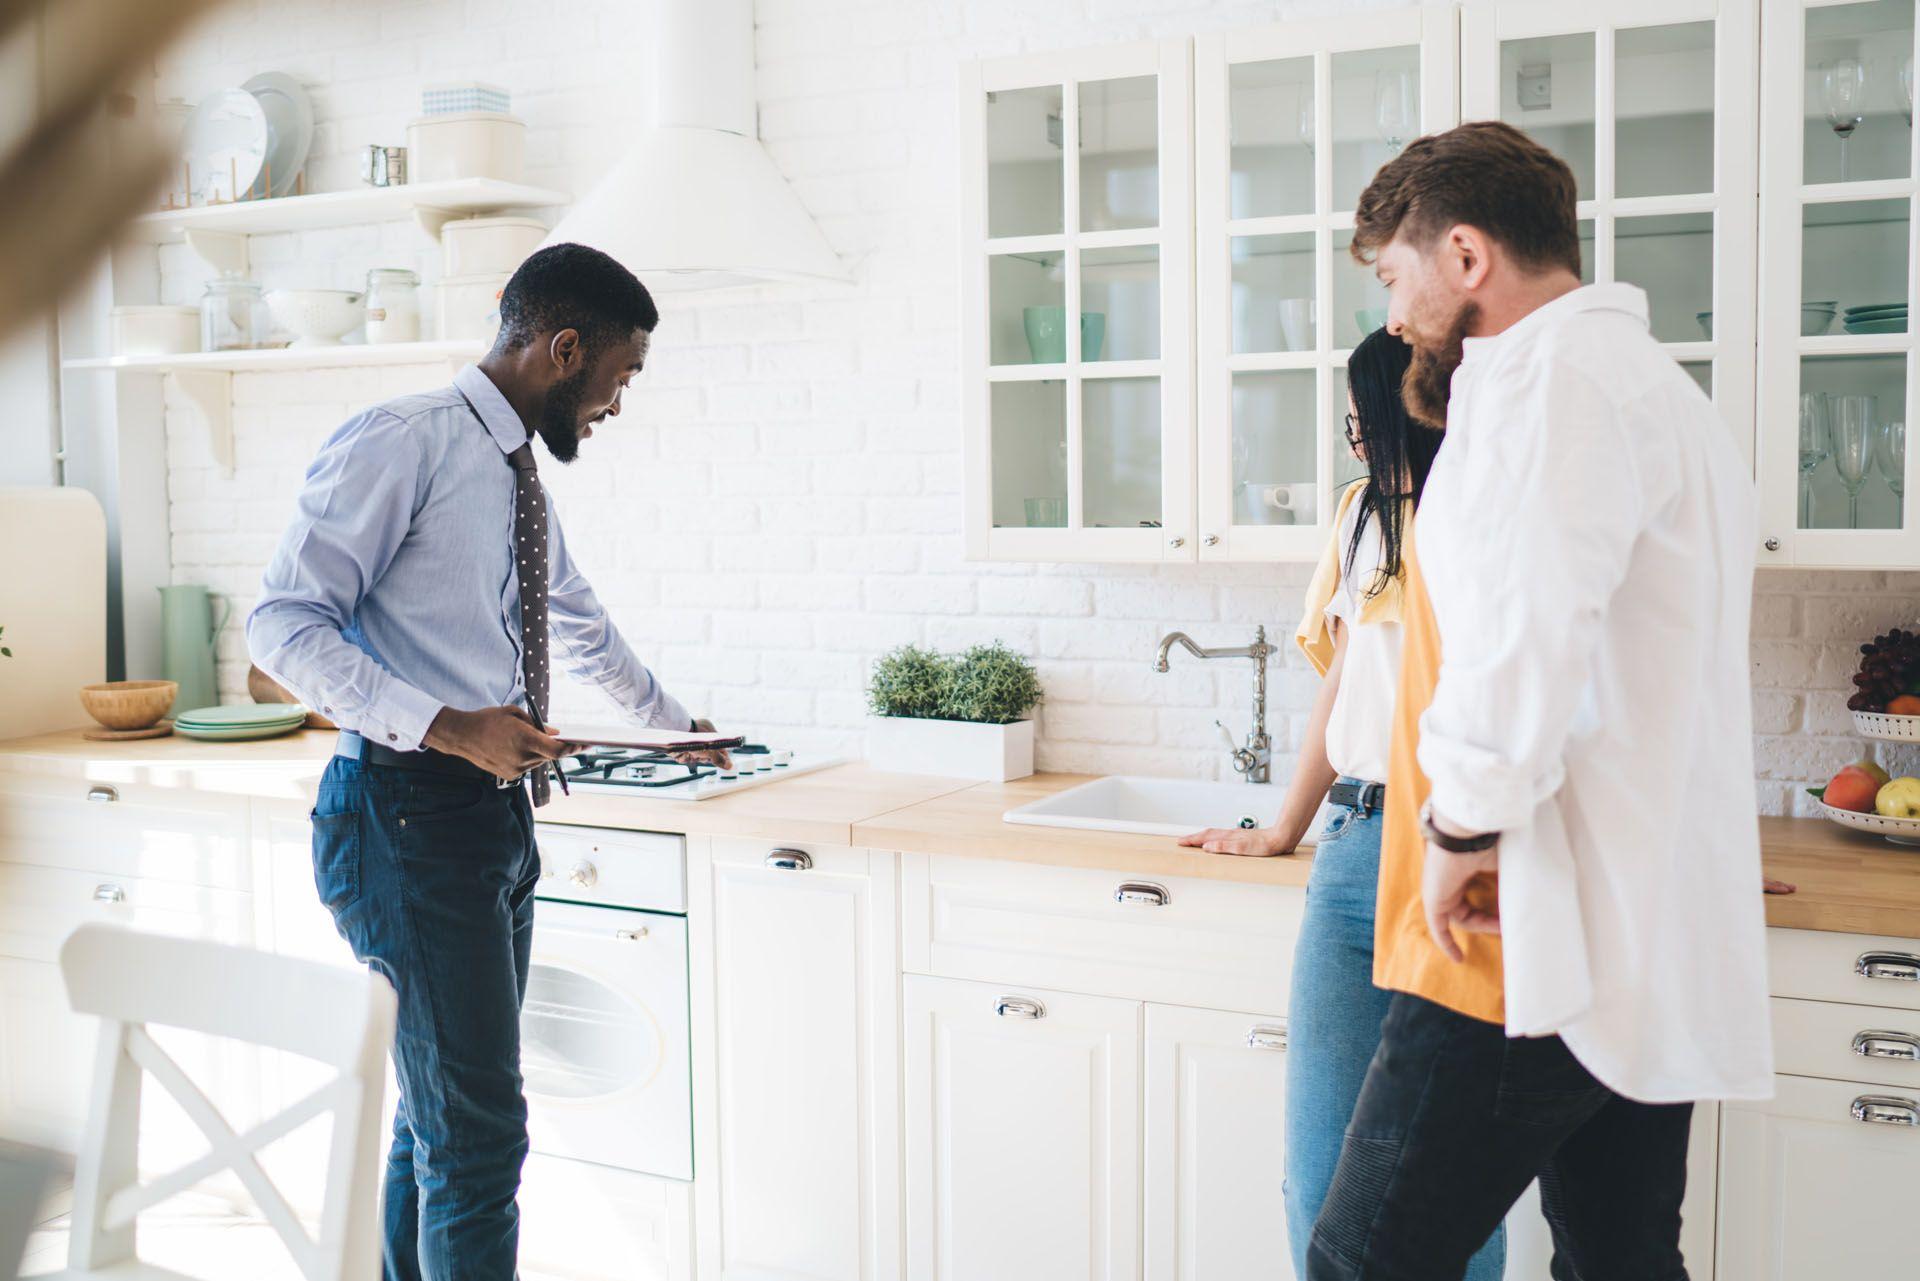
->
xmin=1420 ymin=799 xmax=1499 ymax=854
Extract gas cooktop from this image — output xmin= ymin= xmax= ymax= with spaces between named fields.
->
xmin=558 ymin=743 xmax=844 ymax=801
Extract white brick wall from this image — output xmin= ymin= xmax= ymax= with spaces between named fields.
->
xmin=146 ymin=0 xmax=1917 ymax=808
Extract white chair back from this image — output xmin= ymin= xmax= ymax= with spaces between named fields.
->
xmin=57 ymin=925 xmax=395 ymax=1281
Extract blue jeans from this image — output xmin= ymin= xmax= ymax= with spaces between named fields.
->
xmin=311 ymin=755 xmax=540 ymax=1281
xmin=1284 ymin=788 xmax=1505 ymax=1281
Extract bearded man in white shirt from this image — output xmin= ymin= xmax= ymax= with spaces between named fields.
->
xmin=1303 ymin=121 xmax=1773 ymax=1281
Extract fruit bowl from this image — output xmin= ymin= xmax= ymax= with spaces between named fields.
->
xmin=1816 ymin=798 xmax=1920 ymax=846
xmin=1853 ymin=710 xmax=1920 ymax=742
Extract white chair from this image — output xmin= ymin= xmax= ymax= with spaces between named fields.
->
xmin=38 ymin=925 xmax=395 ymax=1281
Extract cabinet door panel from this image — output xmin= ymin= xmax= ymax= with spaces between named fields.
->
xmin=0 ymin=771 xmax=249 ymax=889
xmin=904 ymin=974 xmax=1140 ymax=1281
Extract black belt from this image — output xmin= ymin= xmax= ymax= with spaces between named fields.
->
xmin=1328 ymin=779 xmax=1386 ymax=817
xmin=335 ymin=730 xmax=501 ymax=785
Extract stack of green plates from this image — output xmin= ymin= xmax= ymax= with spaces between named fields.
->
xmin=173 ymin=703 xmax=309 ymax=742
xmin=1844 ymin=303 xmax=1909 ymax=336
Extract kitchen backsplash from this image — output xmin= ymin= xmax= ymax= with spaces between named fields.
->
xmin=148 ymin=0 xmax=1915 ymax=816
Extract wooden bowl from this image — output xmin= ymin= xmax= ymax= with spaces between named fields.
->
xmin=79 ymin=680 xmax=178 ymax=731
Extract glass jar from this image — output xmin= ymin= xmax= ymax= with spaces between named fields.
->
xmin=364 ymin=268 xmax=422 ymax=344
xmin=199 ymin=278 xmax=267 ymax=351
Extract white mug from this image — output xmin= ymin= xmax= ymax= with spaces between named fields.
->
xmin=1237 ymin=482 xmax=1315 ymax=525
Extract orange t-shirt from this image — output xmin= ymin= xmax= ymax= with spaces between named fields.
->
xmin=1375 ymin=530 xmax=1505 ymax=1024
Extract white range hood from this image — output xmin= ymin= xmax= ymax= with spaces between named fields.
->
xmin=543 ymin=0 xmax=846 ymax=292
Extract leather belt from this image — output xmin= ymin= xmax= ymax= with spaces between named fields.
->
xmin=335 ymin=730 xmax=500 ymax=785
xmin=1327 ymin=778 xmax=1386 ymax=817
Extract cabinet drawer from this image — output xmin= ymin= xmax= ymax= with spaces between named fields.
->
xmin=901 ymin=852 xmax=1302 ymax=1014
xmin=0 ymin=771 xmax=249 ymax=890
xmin=1770 ymin=927 xmax=1920 ymax=1013
xmin=1773 ymin=996 xmax=1920 ymax=1093
xmin=0 ymin=862 xmax=252 ymax=964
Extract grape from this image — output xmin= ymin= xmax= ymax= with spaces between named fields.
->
xmin=1850 ymin=627 xmax=1920 ymax=712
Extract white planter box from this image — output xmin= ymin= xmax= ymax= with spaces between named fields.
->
xmin=867 ymin=717 xmax=1034 ymax=782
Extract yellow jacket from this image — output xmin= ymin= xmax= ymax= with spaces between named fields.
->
xmin=1293 ymin=481 xmax=1410 ymax=677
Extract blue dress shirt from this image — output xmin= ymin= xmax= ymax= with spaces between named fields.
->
xmin=247 ymin=364 xmax=690 ymax=751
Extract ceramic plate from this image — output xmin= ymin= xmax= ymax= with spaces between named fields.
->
xmin=1854 ymin=710 xmax=1920 ymax=742
xmin=182 ymin=88 xmax=269 ymax=205
xmin=1845 ymin=302 xmax=1907 ymax=315
xmin=173 ymin=703 xmax=309 ymax=728
xmin=1817 ymin=799 xmax=1920 ymax=847
xmin=242 ymin=72 xmax=314 ymax=199
xmin=1844 ymin=317 xmax=1909 ymax=335
xmin=175 ymin=721 xmax=306 ymax=742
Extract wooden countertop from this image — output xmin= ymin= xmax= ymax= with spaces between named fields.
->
xmin=6 ymin=729 xmax=1918 ymax=937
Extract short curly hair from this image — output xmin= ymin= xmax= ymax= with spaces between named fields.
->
xmin=1351 ymin=120 xmax=1581 ymax=277
xmin=494 ymin=242 xmax=659 ymax=353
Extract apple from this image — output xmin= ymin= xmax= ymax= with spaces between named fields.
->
xmin=1824 ymin=765 xmax=1882 ymax=813
xmin=1854 ymin=758 xmax=1893 ymax=788
xmin=1878 ymin=777 xmax=1920 ymax=819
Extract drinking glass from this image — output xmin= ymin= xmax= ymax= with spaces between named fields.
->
xmin=1832 ymin=394 xmax=1879 ymax=528
xmin=1822 ymin=58 xmax=1867 ymax=181
xmin=1799 ymin=391 xmax=1831 ymax=527
xmin=1904 ymin=55 xmax=1915 ymax=128
xmin=1374 ymin=70 xmax=1417 ymax=153
xmin=1296 ymin=90 xmax=1315 ymax=155
xmin=1877 ymin=417 xmax=1907 ymax=502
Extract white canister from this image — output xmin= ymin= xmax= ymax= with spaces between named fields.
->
xmin=111 ymin=306 xmax=201 ymax=357
xmin=438 ymin=272 xmax=512 ymax=343
xmin=406 ymin=111 xmax=526 ymax=184
xmin=441 ymin=216 xmax=547 ymax=277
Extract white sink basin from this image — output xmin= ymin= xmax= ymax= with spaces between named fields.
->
xmin=1004 ymin=775 xmax=1295 ymax=839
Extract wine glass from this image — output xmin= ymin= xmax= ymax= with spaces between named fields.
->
xmin=1822 ymin=58 xmax=1867 ymax=181
xmin=1877 ymin=417 xmax=1906 ymax=506
xmin=1375 ymin=69 xmax=1417 ymax=154
xmin=1832 ymin=394 xmax=1879 ymax=528
xmin=1903 ymin=55 xmax=1915 ymax=128
xmin=1799 ymin=391 xmax=1832 ymax=527
xmin=1297 ymin=86 xmax=1315 ymax=156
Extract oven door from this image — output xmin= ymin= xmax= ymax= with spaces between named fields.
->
xmin=522 ymin=896 xmax=692 ymax=1180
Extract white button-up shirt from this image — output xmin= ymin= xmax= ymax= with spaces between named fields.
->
xmin=1416 ymin=284 xmax=1773 ymax=1103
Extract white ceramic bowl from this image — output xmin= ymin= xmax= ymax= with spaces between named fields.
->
xmin=438 ymin=273 xmax=511 ymax=343
xmin=111 ymin=306 xmax=201 ymax=357
xmin=1854 ymin=709 xmax=1920 ymax=742
xmin=406 ymin=111 xmax=525 ymax=183
xmin=266 ymin=289 xmax=364 ymax=347
xmin=1801 ymin=303 xmax=1838 ymax=337
xmin=1818 ymin=798 xmax=1920 ymax=846
xmin=442 ymin=215 xmax=547 ymax=276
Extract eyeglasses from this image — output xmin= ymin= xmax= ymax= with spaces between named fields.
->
xmin=1343 ymin=412 xmax=1362 ymax=448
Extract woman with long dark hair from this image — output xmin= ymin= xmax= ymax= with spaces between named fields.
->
xmin=1179 ymin=327 xmax=1502 ymax=1280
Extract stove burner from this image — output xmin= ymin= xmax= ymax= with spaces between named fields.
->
xmin=559 ymin=743 xmax=783 ymax=790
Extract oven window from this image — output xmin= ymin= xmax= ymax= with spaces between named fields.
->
xmin=521 ymin=963 xmax=665 ymax=1099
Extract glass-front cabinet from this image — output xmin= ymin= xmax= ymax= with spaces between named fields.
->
xmin=1192 ymin=11 xmax=1458 ymax=561
xmin=1758 ymin=0 xmax=1919 ymax=565
xmin=961 ymin=40 xmax=1193 ymax=561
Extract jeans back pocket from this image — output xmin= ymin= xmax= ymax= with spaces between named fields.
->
xmin=309 ymin=807 xmax=362 ymax=912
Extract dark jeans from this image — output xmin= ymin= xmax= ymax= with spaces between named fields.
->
xmin=311 ymin=755 xmax=540 ymax=1281
xmin=1307 ymin=992 xmax=1694 ymax=1281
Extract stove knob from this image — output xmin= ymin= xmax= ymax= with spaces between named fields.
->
xmin=568 ymin=861 xmax=599 ymax=889
xmin=772 ymin=751 xmax=792 ymax=768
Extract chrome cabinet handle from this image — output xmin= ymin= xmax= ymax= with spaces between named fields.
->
xmin=1114 ymin=881 xmax=1169 ymax=907
xmin=1203 ymin=534 xmax=1220 ymax=547
xmin=1169 ymin=536 xmax=1185 ymax=548
xmin=995 ymin=996 xmax=1045 ymax=1020
xmin=567 ymin=861 xmax=598 ymax=889
xmin=615 ymin=927 xmax=650 ymax=941
xmin=1857 ymin=951 xmax=1920 ymax=983
xmin=1851 ymin=1094 xmax=1920 ymax=1127
xmin=1853 ymin=1030 xmax=1920 ymax=1061
xmin=86 ymin=785 xmax=118 ymax=803
xmin=766 ymin=848 xmax=813 ymax=871
xmin=93 ymin=884 xmax=126 ymax=904
xmin=1246 ymin=1025 xmax=1287 ymax=1052
xmin=1764 ymin=537 xmax=1781 ymax=552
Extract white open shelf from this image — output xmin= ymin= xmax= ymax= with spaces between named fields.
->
xmin=63 ymin=340 xmax=485 ymax=374
xmin=130 ymin=178 xmax=570 ymax=242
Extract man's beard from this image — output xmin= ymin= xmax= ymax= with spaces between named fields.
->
xmin=536 ymin=369 xmax=590 ymax=464
xmin=1401 ymin=299 xmax=1477 ymax=430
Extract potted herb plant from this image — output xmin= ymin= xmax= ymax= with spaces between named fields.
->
xmin=867 ymin=642 xmax=1042 ymax=781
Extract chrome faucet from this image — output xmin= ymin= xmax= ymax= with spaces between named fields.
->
xmin=1153 ymin=625 xmax=1273 ymax=783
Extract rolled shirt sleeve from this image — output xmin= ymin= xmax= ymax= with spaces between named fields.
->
xmin=246 ymin=410 xmax=445 ymax=751
xmin=1416 ymin=364 xmax=1646 ymax=836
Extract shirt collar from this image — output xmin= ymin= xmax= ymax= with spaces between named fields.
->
xmin=453 ymin=364 xmax=533 ymax=456
xmin=1459 ymin=282 xmax=1649 ymax=363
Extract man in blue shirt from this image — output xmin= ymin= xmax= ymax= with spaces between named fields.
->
xmin=249 ymin=244 xmax=713 ymax=1280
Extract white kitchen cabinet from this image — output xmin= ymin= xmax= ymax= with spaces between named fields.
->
xmin=960 ymin=38 xmax=1195 ymax=563
xmin=1193 ymin=9 xmax=1459 ymax=561
xmin=690 ymin=839 xmax=901 ymax=1281
xmin=1142 ymin=1004 xmax=1291 ymax=1281
xmin=1717 ymin=1073 xmax=1920 ymax=1277
xmin=903 ymin=974 xmax=1141 ymax=1281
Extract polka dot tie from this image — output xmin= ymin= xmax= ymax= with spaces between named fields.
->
xmin=508 ymin=442 xmax=554 ymax=807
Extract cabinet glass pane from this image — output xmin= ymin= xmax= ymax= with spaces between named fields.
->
xmin=1334 ymin=229 xmax=1392 ymax=349
xmin=1080 ymin=76 xmax=1159 ymax=233
xmin=1083 ymin=378 xmax=1162 ymax=528
xmin=989 ymin=251 xmax=1065 ymax=366
xmin=1580 ymin=218 xmax=1596 ymax=285
xmin=1803 ymin=0 xmax=1914 ymax=185
xmin=988 ymin=86 xmax=1064 ymax=238
xmin=1230 ymin=57 xmax=1315 ymax=219
xmin=1615 ymin=212 xmax=1714 ymax=344
xmin=1799 ymin=355 xmax=1907 ymax=530
xmin=1232 ymin=371 xmax=1317 ymax=525
xmin=1232 ymin=233 xmax=1317 ymax=354
xmin=1081 ymin=246 xmax=1159 ymax=362
xmin=1681 ymin=361 xmax=1713 ymax=399
xmin=1500 ymin=33 xmax=1597 ymax=201
xmin=1331 ymin=46 xmax=1420 ymax=211
xmin=1615 ymin=23 xmax=1716 ymax=199
xmin=1802 ymin=199 xmax=1909 ymax=329
xmin=990 ymin=382 xmax=1067 ymax=527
